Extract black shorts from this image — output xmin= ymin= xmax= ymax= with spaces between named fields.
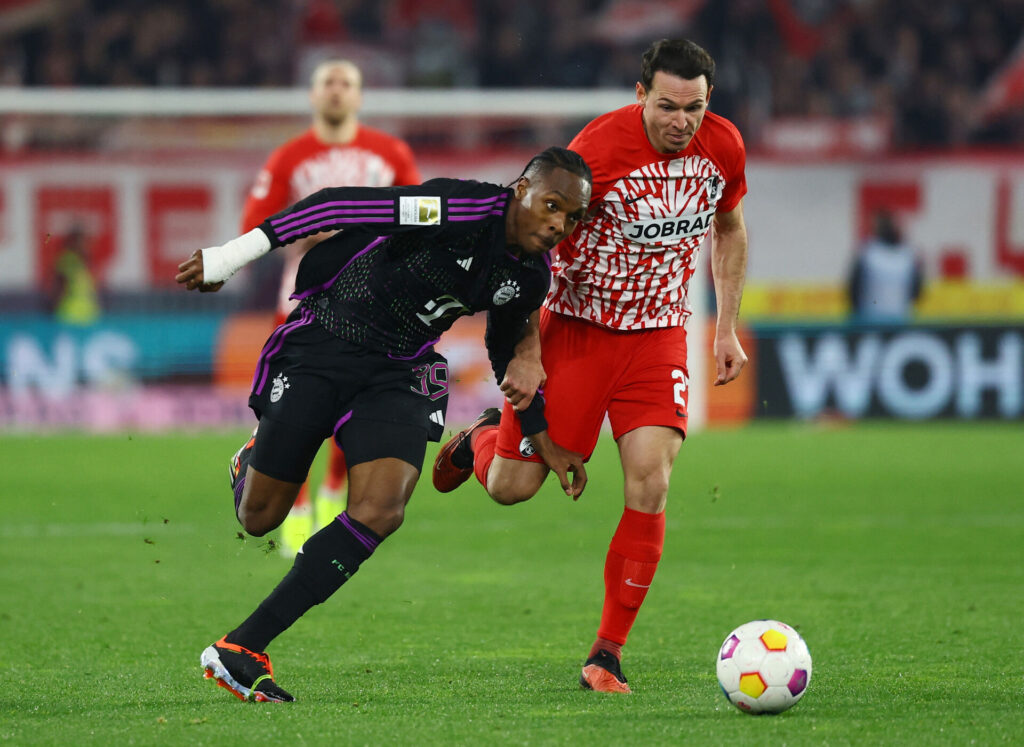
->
xmin=246 ymin=308 xmax=449 ymax=483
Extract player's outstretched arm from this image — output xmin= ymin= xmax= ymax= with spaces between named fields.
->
xmin=175 ymin=228 xmax=274 ymax=289
xmin=528 ymin=430 xmax=588 ymax=500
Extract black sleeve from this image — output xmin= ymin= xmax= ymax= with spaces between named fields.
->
xmin=485 ymin=306 xmax=525 ymax=384
xmin=485 ymin=256 xmax=550 ymax=384
xmin=485 ymin=253 xmax=552 ymax=436
xmin=257 ymin=179 xmax=510 ymax=248
xmin=484 ymin=306 xmax=548 ymax=436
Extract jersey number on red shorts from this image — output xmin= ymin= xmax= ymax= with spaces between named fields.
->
xmin=672 ymin=369 xmax=688 ymax=408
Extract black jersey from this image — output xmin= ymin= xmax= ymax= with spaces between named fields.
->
xmin=256 ymin=178 xmax=551 ymax=431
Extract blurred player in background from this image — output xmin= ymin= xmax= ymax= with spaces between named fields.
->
xmin=241 ymin=58 xmax=421 ymax=555
xmin=847 ymin=209 xmax=924 ymax=323
xmin=177 ymin=147 xmax=592 ymax=702
xmin=434 ymin=38 xmax=749 ymax=693
xmin=50 ymin=225 xmax=100 ymax=325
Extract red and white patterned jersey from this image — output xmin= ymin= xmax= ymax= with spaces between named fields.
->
xmin=547 ymin=104 xmax=746 ymax=330
xmin=241 ymin=126 xmax=420 ymax=315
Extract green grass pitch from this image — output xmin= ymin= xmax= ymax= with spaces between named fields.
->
xmin=1 ymin=422 xmax=1021 ymax=745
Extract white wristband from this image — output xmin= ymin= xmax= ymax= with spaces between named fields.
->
xmin=202 ymin=228 xmax=272 ymax=283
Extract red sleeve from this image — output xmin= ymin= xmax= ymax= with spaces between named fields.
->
xmin=391 ymin=139 xmax=422 ymax=186
xmin=567 ymin=125 xmax=615 ymax=202
xmin=240 ymin=148 xmax=294 ymax=232
xmin=715 ymin=122 xmax=748 ymax=214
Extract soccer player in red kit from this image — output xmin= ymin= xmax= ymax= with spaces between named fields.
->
xmin=434 ymin=39 xmax=750 ymax=693
xmin=242 ymin=59 xmax=421 ymax=555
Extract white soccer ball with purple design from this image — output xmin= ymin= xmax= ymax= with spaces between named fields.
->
xmin=716 ymin=619 xmax=812 ymax=714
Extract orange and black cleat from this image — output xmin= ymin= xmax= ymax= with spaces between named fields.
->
xmin=432 ymin=407 xmax=501 ymax=493
xmin=201 ymin=636 xmax=294 ymax=702
xmin=580 ymin=649 xmax=632 ymax=694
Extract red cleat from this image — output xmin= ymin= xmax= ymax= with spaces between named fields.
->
xmin=432 ymin=408 xmax=501 ymax=492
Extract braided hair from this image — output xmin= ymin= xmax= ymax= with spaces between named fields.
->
xmin=517 ymin=146 xmax=592 ymax=187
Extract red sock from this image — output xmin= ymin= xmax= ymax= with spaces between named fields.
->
xmin=589 ymin=636 xmax=623 ymax=661
xmin=471 ymin=427 xmax=499 ymax=487
xmin=593 ymin=507 xmax=665 ymax=656
xmin=293 ymin=481 xmax=311 ymax=508
xmin=323 ymin=442 xmax=348 ymax=492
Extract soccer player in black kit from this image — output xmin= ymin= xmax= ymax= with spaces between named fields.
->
xmin=175 ymin=147 xmax=591 ymax=702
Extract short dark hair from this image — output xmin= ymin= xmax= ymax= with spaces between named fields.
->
xmin=640 ymin=39 xmax=716 ymax=90
xmin=521 ymin=146 xmax=592 ymax=186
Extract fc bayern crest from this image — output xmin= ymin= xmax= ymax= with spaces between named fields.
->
xmin=270 ymin=373 xmax=290 ymax=403
xmin=492 ymin=280 xmax=521 ymax=305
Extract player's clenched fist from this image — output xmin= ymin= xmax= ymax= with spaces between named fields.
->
xmin=175 ymin=249 xmax=224 ymax=293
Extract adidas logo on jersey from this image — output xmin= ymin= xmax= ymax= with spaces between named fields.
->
xmin=429 ymin=410 xmax=445 ymax=426
xmin=456 ymin=256 xmax=473 ymax=271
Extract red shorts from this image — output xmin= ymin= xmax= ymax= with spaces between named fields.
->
xmin=495 ymin=308 xmax=689 ymax=462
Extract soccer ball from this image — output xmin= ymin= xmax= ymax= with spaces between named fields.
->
xmin=716 ymin=619 xmax=812 ymax=715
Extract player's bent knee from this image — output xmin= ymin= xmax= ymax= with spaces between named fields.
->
xmin=488 ymin=487 xmax=528 ymax=505
xmin=624 ymin=471 xmax=671 ymax=513
xmin=237 ymin=509 xmax=277 ymax=537
xmin=487 ymin=480 xmax=540 ymax=506
xmin=237 ymin=472 xmax=302 ymax=537
xmin=236 ymin=496 xmax=292 ymax=536
xmin=486 ymin=458 xmax=545 ymax=505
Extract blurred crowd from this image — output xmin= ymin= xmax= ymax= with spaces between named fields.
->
xmin=1 ymin=0 xmax=1022 ymax=148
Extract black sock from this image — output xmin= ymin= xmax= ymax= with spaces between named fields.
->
xmin=225 ymin=512 xmax=382 ymax=651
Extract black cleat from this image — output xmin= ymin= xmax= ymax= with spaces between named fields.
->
xmin=201 ymin=636 xmax=295 ymax=703
xmin=579 ymin=649 xmax=631 ymax=693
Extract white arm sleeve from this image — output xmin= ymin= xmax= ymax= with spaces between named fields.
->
xmin=201 ymin=228 xmax=273 ymax=283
